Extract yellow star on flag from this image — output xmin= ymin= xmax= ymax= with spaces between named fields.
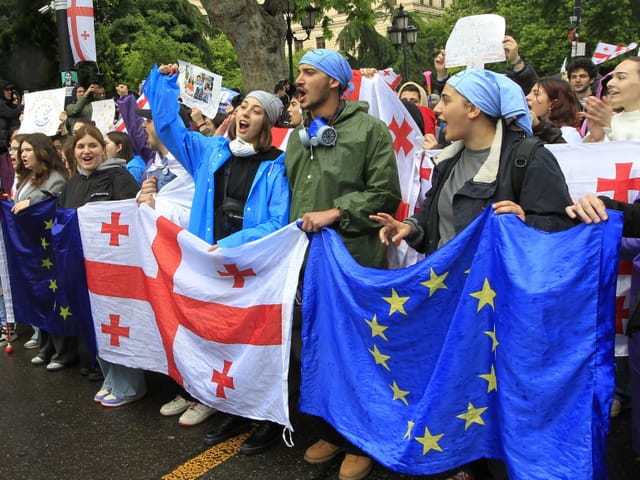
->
xmin=40 ymin=237 xmax=50 ymax=250
xmin=383 ymin=288 xmax=409 ymax=316
xmin=479 ymin=365 xmax=498 ymax=393
xmin=403 ymin=420 xmax=415 ymax=439
xmin=469 ymin=278 xmax=496 ymax=312
xmin=456 ymin=402 xmax=488 ymax=430
xmin=41 ymin=258 xmax=53 ymax=269
xmin=365 ymin=314 xmax=388 ymax=340
xmin=420 ymin=268 xmax=448 ymax=297
xmin=44 ymin=219 xmax=54 ymax=230
xmin=59 ymin=306 xmax=72 ymax=321
xmin=415 ymin=426 xmax=444 ymax=455
xmin=48 ymin=279 xmax=58 ymax=292
xmin=390 ymin=380 xmax=410 ymax=406
xmin=484 ymin=325 xmax=499 ymax=352
xmin=368 ymin=344 xmax=391 ymax=371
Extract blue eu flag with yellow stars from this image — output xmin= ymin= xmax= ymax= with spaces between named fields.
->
xmin=300 ymin=208 xmax=621 ymax=479
xmin=0 ymin=197 xmax=95 ymax=354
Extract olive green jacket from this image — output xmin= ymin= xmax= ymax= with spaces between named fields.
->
xmin=286 ymin=100 xmax=401 ymax=268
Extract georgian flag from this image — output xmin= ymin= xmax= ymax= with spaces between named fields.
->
xmin=67 ymin=0 xmax=97 ymax=63
xmin=592 ymin=41 xmax=638 ymax=65
xmin=76 ymin=200 xmax=308 ymax=428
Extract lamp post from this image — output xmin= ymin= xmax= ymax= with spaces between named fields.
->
xmin=284 ymin=1 xmax=318 ymax=84
xmin=569 ymin=0 xmax=582 ymax=61
xmin=389 ymin=4 xmax=418 ymax=81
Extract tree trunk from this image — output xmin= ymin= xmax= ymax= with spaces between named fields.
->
xmin=199 ymin=0 xmax=288 ymax=92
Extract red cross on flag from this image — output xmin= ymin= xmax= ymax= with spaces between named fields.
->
xmin=548 ymin=141 xmax=640 ymax=357
xmin=67 ymin=0 xmax=97 ymax=63
xmin=76 ymin=200 xmax=308 ymax=428
xmin=591 ymin=41 xmax=638 ymax=65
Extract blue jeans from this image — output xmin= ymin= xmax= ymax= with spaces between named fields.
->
xmin=98 ymin=357 xmax=146 ymax=399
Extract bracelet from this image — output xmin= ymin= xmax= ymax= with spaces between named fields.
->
xmin=197 ymin=122 xmax=206 ymax=128
xmin=512 ymin=57 xmax=524 ymax=67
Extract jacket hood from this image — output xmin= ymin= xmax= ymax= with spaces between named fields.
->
xmin=398 ymin=82 xmax=428 ymax=106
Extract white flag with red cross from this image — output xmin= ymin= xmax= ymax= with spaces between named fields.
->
xmin=591 ymin=41 xmax=638 ymax=65
xmin=549 ymin=141 xmax=640 ymax=356
xmin=76 ymin=200 xmax=308 ymax=428
xmin=67 ymin=0 xmax=97 ymax=64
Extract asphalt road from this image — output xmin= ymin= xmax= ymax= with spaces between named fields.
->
xmin=1 ymin=323 xmax=639 ymax=480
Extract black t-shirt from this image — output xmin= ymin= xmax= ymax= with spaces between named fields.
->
xmin=213 ymin=146 xmax=282 ymax=241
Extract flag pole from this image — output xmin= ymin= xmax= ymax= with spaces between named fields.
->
xmin=54 ymin=0 xmax=74 ymax=72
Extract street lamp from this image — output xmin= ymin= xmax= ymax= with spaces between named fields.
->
xmin=284 ymin=2 xmax=319 ymax=84
xmin=389 ymin=4 xmax=418 ymax=81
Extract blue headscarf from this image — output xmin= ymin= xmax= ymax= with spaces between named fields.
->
xmin=447 ymin=69 xmax=533 ymax=138
xmin=299 ymin=49 xmax=353 ymax=94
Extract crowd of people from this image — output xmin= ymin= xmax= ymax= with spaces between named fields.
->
xmin=1 ymin=37 xmax=640 ymax=480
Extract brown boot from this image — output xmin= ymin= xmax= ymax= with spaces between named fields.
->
xmin=338 ymin=454 xmax=373 ymax=480
xmin=303 ymin=439 xmax=344 ymax=464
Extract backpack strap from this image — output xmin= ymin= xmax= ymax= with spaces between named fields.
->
xmin=510 ymin=138 xmax=544 ymax=202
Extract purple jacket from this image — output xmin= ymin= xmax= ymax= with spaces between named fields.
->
xmin=115 ymin=94 xmax=154 ymax=169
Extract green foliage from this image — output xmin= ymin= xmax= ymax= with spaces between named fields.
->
xmin=417 ymin=0 xmax=640 ymax=80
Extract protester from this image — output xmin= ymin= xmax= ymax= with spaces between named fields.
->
xmin=7 ymin=129 xmax=23 ymax=199
xmin=397 ymin=81 xmax=437 ymax=135
xmin=11 ymin=133 xmax=68 ymax=214
xmin=106 ymin=131 xmax=146 ymax=185
xmin=567 ymin=57 xmax=598 ymax=108
xmin=286 ymin=93 xmax=303 ymax=128
xmin=0 ymin=80 xmax=21 ymax=195
xmin=144 ymin=63 xmax=290 ymax=447
xmin=583 ymin=57 xmax=640 ymax=142
xmin=0 ymin=133 xmax=67 ymax=348
xmin=286 ymin=48 xmax=401 ymax=480
xmin=65 ymin=85 xmax=98 ymax=131
xmin=372 ymin=68 xmax=575 ymax=479
xmin=526 ymin=77 xmax=581 ymax=143
xmin=33 ymin=127 xmax=139 ymax=388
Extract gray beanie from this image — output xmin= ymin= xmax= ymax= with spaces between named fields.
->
xmin=245 ymin=90 xmax=283 ymax=126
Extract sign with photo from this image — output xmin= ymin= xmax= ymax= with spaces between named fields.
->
xmin=177 ymin=60 xmax=223 ymax=119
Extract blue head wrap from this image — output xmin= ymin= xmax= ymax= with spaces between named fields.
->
xmin=447 ymin=69 xmax=533 ymax=138
xmin=299 ymin=49 xmax=353 ymax=94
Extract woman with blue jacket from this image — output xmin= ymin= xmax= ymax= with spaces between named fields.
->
xmin=144 ymin=64 xmax=289 ymax=249
xmin=144 ymin=63 xmax=290 ymax=451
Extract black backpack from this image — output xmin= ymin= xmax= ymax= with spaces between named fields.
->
xmin=510 ymin=138 xmax=544 ymax=201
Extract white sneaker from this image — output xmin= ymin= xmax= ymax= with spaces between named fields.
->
xmin=160 ymin=395 xmax=191 ymax=416
xmin=178 ymin=402 xmax=216 ymax=426
xmin=24 ymin=339 xmax=39 ymax=349
xmin=31 ymin=355 xmax=46 ymax=365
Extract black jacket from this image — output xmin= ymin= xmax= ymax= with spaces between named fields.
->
xmin=407 ymin=124 xmax=575 ymax=255
xmin=59 ymin=158 xmax=139 ymax=209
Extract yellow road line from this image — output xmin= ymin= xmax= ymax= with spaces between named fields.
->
xmin=162 ymin=430 xmax=253 ymax=480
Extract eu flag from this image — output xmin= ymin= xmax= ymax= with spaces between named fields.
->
xmin=300 ymin=208 xmax=621 ymax=479
xmin=0 ymin=197 xmax=95 ymax=354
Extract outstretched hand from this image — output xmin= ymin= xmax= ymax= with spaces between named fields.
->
xmin=158 ymin=64 xmax=179 ymax=75
xmin=369 ymin=212 xmax=412 ymax=246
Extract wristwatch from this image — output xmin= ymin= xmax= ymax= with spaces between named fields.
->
xmin=512 ymin=57 xmax=524 ymax=67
